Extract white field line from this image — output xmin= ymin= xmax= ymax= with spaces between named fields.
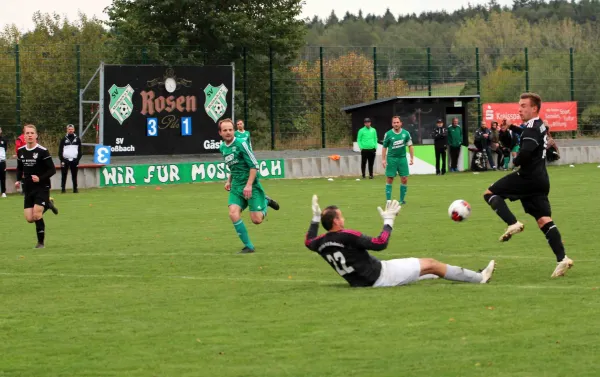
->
xmin=0 ymin=271 xmax=596 ymax=290
xmin=7 ymin=252 xmax=597 ymax=263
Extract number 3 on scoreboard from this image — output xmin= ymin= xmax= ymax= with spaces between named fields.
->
xmin=147 ymin=118 xmax=158 ymax=137
xmin=181 ymin=117 xmax=192 ymax=136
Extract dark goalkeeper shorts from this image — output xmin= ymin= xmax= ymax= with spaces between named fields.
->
xmin=24 ymin=188 xmax=50 ymax=209
xmin=488 ymin=171 xmax=551 ymax=219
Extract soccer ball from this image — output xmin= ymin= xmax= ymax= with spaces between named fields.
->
xmin=448 ymin=199 xmax=471 ymax=222
xmin=119 ymin=103 xmax=129 ymax=115
xmin=214 ymin=103 xmax=224 ymax=115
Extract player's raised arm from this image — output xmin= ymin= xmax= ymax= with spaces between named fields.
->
xmin=305 ymin=195 xmax=322 ymax=251
xmin=351 ymin=200 xmax=401 ymax=251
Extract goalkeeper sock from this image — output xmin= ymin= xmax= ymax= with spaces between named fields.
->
xmin=400 ymin=184 xmax=407 ymax=202
xmin=444 ymin=265 xmax=482 ymax=283
xmin=385 ymin=184 xmax=392 ymax=201
xmin=233 ymin=220 xmax=254 ymax=250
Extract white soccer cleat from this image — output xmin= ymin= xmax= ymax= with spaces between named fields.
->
xmin=551 ymin=256 xmax=574 ymax=278
xmin=480 ymin=260 xmax=496 ymax=284
xmin=1 ymin=193 xmax=6 ymax=198
xmin=499 ymin=221 xmax=524 ymax=242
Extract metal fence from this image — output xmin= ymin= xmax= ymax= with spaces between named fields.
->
xmin=0 ymin=45 xmax=598 ymax=153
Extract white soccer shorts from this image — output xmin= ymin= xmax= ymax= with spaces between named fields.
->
xmin=372 ymin=258 xmax=421 ymax=287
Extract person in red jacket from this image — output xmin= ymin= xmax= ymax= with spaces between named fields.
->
xmin=14 ymin=133 xmax=25 ymax=156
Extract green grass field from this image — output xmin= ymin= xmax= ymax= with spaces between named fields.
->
xmin=1 ymin=164 xmax=599 ymax=377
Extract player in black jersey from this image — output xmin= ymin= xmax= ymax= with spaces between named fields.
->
xmin=305 ymin=196 xmax=495 ymax=288
xmin=15 ymin=124 xmax=59 ymax=249
xmin=483 ymin=93 xmax=573 ymax=277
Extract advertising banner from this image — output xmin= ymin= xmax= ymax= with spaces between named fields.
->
xmin=483 ymin=101 xmax=577 ymax=131
xmin=100 ymin=159 xmax=285 ymax=187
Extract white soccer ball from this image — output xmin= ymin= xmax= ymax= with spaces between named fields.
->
xmin=448 ymin=199 xmax=471 ymax=222
xmin=214 ymin=103 xmax=224 ymax=115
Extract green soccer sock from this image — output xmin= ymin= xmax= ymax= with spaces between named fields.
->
xmin=233 ymin=220 xmax=254 ymax=250
xmin=400 ymin=184 xmax=408 ymax=203
xmin=503 ymin=157 xmax=510 ymax=169
xmin=385 ymin=184 xmax=392 ymax=201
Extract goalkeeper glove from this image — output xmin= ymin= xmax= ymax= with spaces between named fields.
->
xmin=311 ymin=194 xmax=322 ymax=223
xmin=377 ymin=200 xmax=401 ymax=227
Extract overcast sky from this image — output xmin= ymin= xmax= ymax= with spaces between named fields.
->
xmin=1 ymin=0 xmax=514 ymax=32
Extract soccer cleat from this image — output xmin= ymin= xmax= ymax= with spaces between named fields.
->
xmin=1 ymin=193 xmax=6 ymax=198
xmin=48 ymin=197 xmax=59 ymax=215
xmin=73 ymin=188 xmax=79 ymax=194
xmin=499 ymin=221 xmax=524 ymax=242
xmin=266 ymin=196 xmax=280 ymax=211
xmin=237 ymin=247 xmax=255 ymax=254
xmin=479 ymin=260 xmax=496 ymax=283
xmin=401 ymin=200 xmax=406 ymax=205
xmin=34 ymin=243 xmax=45 ymax=249
xmin=551 ymin=256 xmax=574 ymax=278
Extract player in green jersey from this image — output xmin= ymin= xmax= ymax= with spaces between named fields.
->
xmin=235 ymin=119 xmax=252 ymax=150
xmin=218 ymin=118 xmax=280 ymax=254
xmin=382 ymin=116 xmax=414 ymax=205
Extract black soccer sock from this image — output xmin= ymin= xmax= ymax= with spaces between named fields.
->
xmin=35 ymin=219 xmax=45 ymax=245
xmin=484 ymin=194 xmax=517 ymax=225
xmin=541 ymin=221 xmax=566 ymax=262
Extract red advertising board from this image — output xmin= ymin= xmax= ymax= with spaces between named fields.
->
xmin=483 ymin=101 xmax=578 ymax=132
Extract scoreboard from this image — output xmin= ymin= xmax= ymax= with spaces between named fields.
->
xmin=103 ymin=65 xmax=233 ymax=156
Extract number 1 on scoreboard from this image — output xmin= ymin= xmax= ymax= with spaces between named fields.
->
xmin=181 ymin=117 xmax=192 ymax=136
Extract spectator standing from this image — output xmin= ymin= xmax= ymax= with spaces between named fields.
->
xmin=357 ymin=118 xmax=378 ymax=179
xmin=431 ymin=118 xmax=448 ymax=175
xmin=447 ymin=118 xmax=462 ymax=172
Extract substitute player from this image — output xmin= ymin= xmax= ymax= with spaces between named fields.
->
xmin=235 ymin=119 xmax=252 ymax=150
xmin=15 ymin=124 xmax=59 ymax=248
xmin=305 ymin=195 xmax=496 ymax=287
xmin=483 ymin=92 xmax=573 ymax=277
xmin=382 ymin=116 xmax=414 ymax=204
xmin=218 ymin=118 xmax=279 ymax=254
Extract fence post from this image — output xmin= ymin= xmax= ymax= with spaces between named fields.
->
xmin=15 ymin=44 xmax=21 ymax=127
xmin=373 ymin=46 xmax=378 ymax=100
xmin=476 ymin=47 xmax=482 ymax=125
xmin=524 ymin=47 xmax=529 ymax=92
xmin=569 ymin=47 xmax=576 ymax=139
xmin=320 ymin=47 xmax=326 ymax=148
xmin=142 ymin=47 xmax=148 ymax=64
xmin=243 ymin=47 xmax=248 ymax=129
xmin=269 ymin=46 xmax=275 ymax=150
xmin=427 ymin=47 xmax=432 ymax=96
xmin=76 ymin=44 xmax=81 ymax=119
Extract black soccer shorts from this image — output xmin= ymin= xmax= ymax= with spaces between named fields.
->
xmin=23 ymin=188 xmax=50 ymax=209
xmin=488 ymin=171 xmax=551 ymax=219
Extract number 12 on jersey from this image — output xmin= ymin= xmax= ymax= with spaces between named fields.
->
xmin=181 ymin=117 xmax=192 ymax=136
xmin=326 ymin=251 xmax=355 ymax=276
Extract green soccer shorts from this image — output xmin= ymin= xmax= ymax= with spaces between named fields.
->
xmin=512 ymin=145 xmax=520 ymax=153
xmin=385 ymin=157 xmax=410 ymax=178
xmin=228 ymin=182 xmax=267 ymax=212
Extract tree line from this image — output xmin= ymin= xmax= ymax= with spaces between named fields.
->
xmin=0 ymin=0 xmax=599 ymax=151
